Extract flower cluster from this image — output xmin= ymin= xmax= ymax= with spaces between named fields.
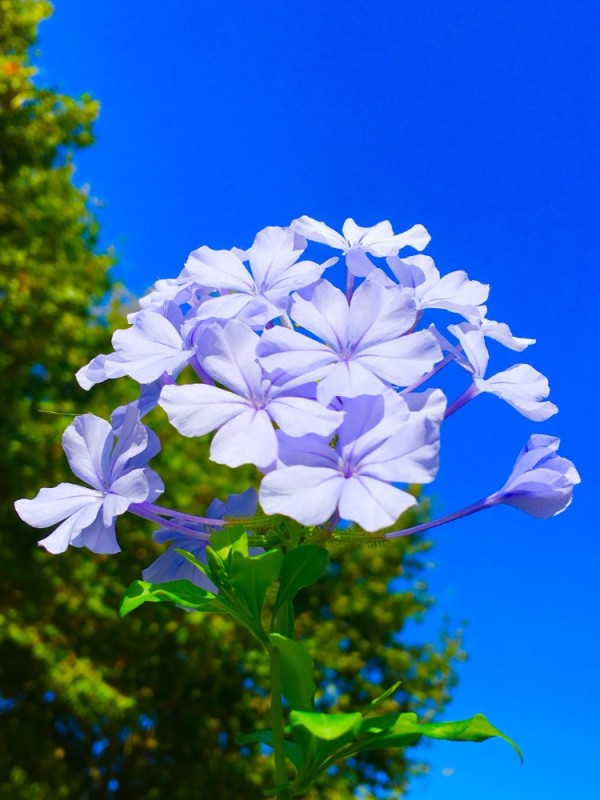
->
xmin=15 ymin=216 xmax=579 ymax=573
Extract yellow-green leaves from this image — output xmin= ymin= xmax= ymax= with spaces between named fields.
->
xmin=119 ymin=579 xmax=216 ymax=617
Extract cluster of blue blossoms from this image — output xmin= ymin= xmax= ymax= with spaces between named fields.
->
xmin=16 ymin=216 xmax=579 ymax=581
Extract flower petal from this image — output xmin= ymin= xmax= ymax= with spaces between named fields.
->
xmin=184 ymin=246 xmax=255 ymax=292
xmin=260 ymin=466 xmax=343 ymax=524
xmin=200 ymin=320 xmax=263 ymax=396
xmin=474 ymin=364 xmax=558 ymax=421
xmin=247 ymin=225 xmax=306 ymax=289
xmin=257 ymin=326 xmax=336 ymax=379
xmin=210 ymin=409 xmax=277 ymax=469
xmin=110 ymin=468 xmax=152 ymax=507
xmin=143 ymin=543 xmax=216 ymax=591
xmin=356 ymin=329 xmax=442 ymax=387
xmin=480 ymin=319 xmax=535 ymax=351
xmin=292 ymin=216 xmax=348 ymax=250
xmin=358 ymin=418 xmax=441 ymax=484
xmin=70 ymin=515 xmax=120 ymax=555
xmin=193 ymin=292 xmax=255 ymax=323
xmin=338 ymin=476 xmax=417 ymax=531
xmin=290 ymin=280 xmax=349 ymax=349
xmin=15 ymin=483 xmax=103 ymax=528
xmin=108 ymin=406 xmax=149 ymax=481
xmin=448 ymin=323 xmax=489 ymax=378
xmin=345 ymin=247 xmax=376 ymax=277
xmin=274 ymin=432 xmax=340 ymax=469
xmin=348 ymin=282 xmax=416 ymax=347
xmin=316 ymin=361 xmax=385 ymax=406
xmin=37 ymin=502 xmax=105 ymax=554
xmin=108 ymin=309 xmax=194 ymax=383
xmin=267 ymin=396 xmax=344 ymax=438
xmin=159 ymin=384 xmax=248 ymax=437
xmin=494 ymin=434 xmax=581 ymax=518
xmin=62 ymin=415 xmax=113 ymax=490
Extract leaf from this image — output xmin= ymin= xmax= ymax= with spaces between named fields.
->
xmin=272 ymin=600 xmax=295 ymax=638
xmin=236 ymin=730 xmax=305 ymax=771
xmin=362 ymin=681 xmax=402 ymax=716
xmin=273 ymin=545 xmax=329 ymax=615
xmin=119 ymin=580 xmax=216 ymax=617
xmin=357 ymin=712 xmax=523 ymax=762
xmin=290 ymin=710 xmax=363 ymax=741
xmin=269 ymin=633 xmax=315 ymax=711
xmin=228 ymin=548 xmax=284 ymax=622
xmin=209 ymin=524 xmax=248 ymax=558
xmin=205 ymin=546 xmax=230 ymax=590
xmin=359 ymin=713 xmax=400 ymax=735
xmin=175 ymin=548 xmax=211 ymax=578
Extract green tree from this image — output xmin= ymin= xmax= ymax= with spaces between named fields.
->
xmin=0 ymin=2 xmax=464 ymax=797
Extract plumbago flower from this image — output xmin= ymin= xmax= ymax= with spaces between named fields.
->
xmin=14 ymin=215 xmax=579 ymax=795
xmin=261 ymin=392 xmax=441 ymax=531
xmin=15 ymin=407 xmax=163 ymax=554
xmin=159 ymin=319 xmax=344 ymax=469
xmin=293 ymin=215 xmax=430 ymax=277
xmin=370 ymin=253 xmax=490 ymax=319
xmin=257 ymin=279 xmax=442 ymax=405
xmin=184 ymin=224 xmax=337 ymax=326
xmin=441 ymin=320 xmax=557 ymax=420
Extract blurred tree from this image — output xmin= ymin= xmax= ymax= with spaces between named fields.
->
xmin=0 ymin=2 xmax=465 ymax=798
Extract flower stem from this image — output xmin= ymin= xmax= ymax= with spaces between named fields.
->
xmin=444 ymin=382 xmax=479 ymax=418
xmin=400 ymin=351 xmax=455 ymax=394
xmin=268 ymin=644 xmax=291 ymax=799
xmin=137 ymin=502 xmax=225 ymax=527
xmin=129 ymin=504 xmax=213 ymax=539
xmin=384 ymin=496 xmax=498 ymax=539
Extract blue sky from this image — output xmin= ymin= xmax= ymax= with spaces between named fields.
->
xmin=38 ymin=1 xmax=598 ymax=797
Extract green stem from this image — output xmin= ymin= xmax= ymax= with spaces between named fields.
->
xmin=269 ymin=644 xmax=292 ymax=799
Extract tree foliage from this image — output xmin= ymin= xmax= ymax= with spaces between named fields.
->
xmin=0 ymin=2 xmax=465 ymax=797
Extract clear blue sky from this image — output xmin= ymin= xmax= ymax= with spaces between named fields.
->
xmin=39 ymin=1 xmax=598 ymax=797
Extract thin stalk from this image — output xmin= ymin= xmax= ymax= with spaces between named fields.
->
xmin=384 ymin=496 xmax=498 ymax=540
xmin=138 ymin=502 xmax=225 ymax=527
xmin=400 ymin=351 xmax=455 ymax=394
xmin=129 ymin=504 xmax=212 ymax=539
xmin=269 ymin=645 xmax=292 ymax=799
xmin=444 ymin=383 xmax=479 ymax=418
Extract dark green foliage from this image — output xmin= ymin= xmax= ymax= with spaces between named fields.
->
xmin=0 ymin=3 xmax=465 ymax=798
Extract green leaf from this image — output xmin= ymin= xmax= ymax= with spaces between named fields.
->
xmin=210 ymin=524 xmax=248 ymax=558
xmin=273 ymin=545 xmax=329 ymax=615
xmin=269 ymin=633 xmax=315 ymax=711
xmin=357 ymin=712 xmax=523 ymax=762
xmin=359 ymin=713 xmax=401 ymax=735
xmin=290 ymin=710 xmax=363 ymax=741
xmin=119 ymin=580 xmax=216 ymax=617
xmin=228 ymin=548 xmax=284 ymax=622
xmin=175 ymin=548 xmax=211 ymax=578
xmin=362 ymin=681 xmax=402 ymax=716
xmin=204 ymin=546 xmax=230 ymax=590
xmin=272 ymin=600 xmax=295 ymax=638
xmin=236 ymin=730 xmax=305 ymax=771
